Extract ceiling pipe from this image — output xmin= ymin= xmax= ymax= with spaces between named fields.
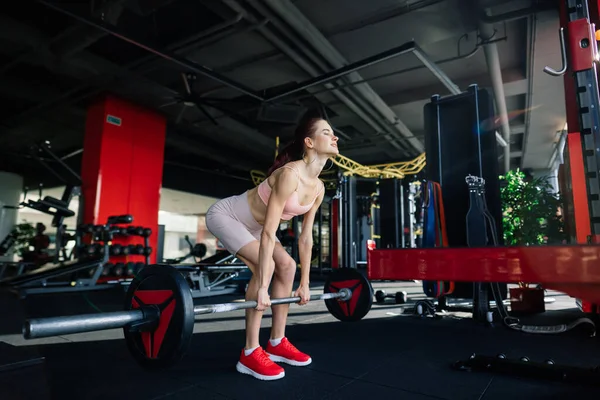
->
xmin=412 ymin=44 xmax=507 ymax=147
xmin=131 ymin=13 xmax=246 ymax=74
xmin=50 ymin=0 xmax=127 ymax=58
xmin=477 ymin=2 xmax=511 ymax=173
xmin=266 ymin=42 xmax=415 ymax=103
xmin=221 ymin=0 xmax=410 ymax=153
xmin=479 ymin=0 xmax=555 ymax=24
xmin=37 ymin=0 xmax=263 ymax=101
xmin=258 ymin=0 xmax=424 ymax=154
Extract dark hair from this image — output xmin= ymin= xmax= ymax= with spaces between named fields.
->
xmin=267 ymin=110 xmax=324 ymax=176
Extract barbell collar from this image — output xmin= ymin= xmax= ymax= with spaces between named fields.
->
xmin=193 ymin=288 xmax=352 ymax=315
xmin=23 ymin=309 xmax=147 ymax=340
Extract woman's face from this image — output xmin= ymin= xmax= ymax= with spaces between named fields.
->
xmin=308 ymin=119 xmax=339 ymax=156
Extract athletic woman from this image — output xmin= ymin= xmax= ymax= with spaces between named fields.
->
xmin=205 ymin=110 xmax=339 ymax=380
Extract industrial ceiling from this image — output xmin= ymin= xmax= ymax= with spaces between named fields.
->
xmin=0 ymin=0 xmax=565 ymax=198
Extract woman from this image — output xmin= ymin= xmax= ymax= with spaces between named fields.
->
xmin=206 ymin=110 xmax=339 ymax=381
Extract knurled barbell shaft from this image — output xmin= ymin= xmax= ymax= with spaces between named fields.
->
xmin=23 ymin=310 xmax=146 ymax=340
xmin=193 ymin=288 xmax=352 ymax=315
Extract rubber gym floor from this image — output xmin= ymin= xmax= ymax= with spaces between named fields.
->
xmin=3 ymin=274 xmax=600 ymax=400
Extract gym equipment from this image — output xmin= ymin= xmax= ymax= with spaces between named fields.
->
xmin=175 ymin=251 xmax=251 ymax=298
xmin=22 ymin=265 xmax=372 ymax=369
xmin=163 ymin=236 xmax=247 ymax=299
xmin=374 ymin=289 xmax=407 ymax=304
xmin=0 ymin=215 xmax=135 ymax=298
xmin=163 ymin=235 xmax=206 ymax=264
xmin=453 ymin=353 xmax=600 ymax=387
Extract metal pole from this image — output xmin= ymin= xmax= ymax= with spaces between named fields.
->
xmin=413 ymin=45 xmax=461 ymax=95
xmin=266 ymin=42 xmax=416 ymax=103
xmin=23 ymin=310 xmax=146 ymax=339
xmin=413 ymin=44 xmax=507 ymax=148
xmin=37 ymin=0 xmax=263 ymax=101
xmin=193 ymin=288 xmax=351 ymax=314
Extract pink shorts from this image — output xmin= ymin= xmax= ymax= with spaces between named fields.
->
xmin=205 ymin=191 xmax=279 ymax=256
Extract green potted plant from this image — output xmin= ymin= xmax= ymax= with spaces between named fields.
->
xmin=500 ymin=169 xmax=566 ymax=314
xmin=500 ymin=169 xmax=566 ymax=246
xmin=11 ymin=222 xmax=36 ymax=258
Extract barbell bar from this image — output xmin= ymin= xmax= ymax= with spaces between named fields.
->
xmin=22 ymin=264 xmax=373 ymax=370
xmin=23 ymin=289 xmax=352 ymax=340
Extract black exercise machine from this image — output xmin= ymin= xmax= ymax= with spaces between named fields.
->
xmin=168 ymin=244 xmax=251 ymax=298
xmin=0 ymin=215 xmax=133 ymax=298
xmin=0 ymin=141 xmax=81 ymax=280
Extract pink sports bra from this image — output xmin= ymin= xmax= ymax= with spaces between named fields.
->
xmin=257 ymin=165 xmax=324 ymax=220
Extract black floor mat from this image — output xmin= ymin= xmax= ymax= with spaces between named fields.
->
xmin=4 ymin=287 xmax=600 ymax=400
xmin=4 ymin=314 xmax=600 ymax=400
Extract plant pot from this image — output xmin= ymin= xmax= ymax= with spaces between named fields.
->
xmin=509 ymin=286 xmax=545 ymax=315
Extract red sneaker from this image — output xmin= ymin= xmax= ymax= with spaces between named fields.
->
xmin=236 ymin=347 xmax=285 ymax=381
xmin=266 ymin=337 xmax=312 ymax=366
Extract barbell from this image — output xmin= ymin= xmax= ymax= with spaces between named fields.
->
xmin=22 ymin=264 xmax=373 ymax=370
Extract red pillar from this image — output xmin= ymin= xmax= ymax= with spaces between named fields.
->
xmin=557 ymin=0 xmax=600 ymax=312
xmin=81 ymin=95 xmax=166 ymax=266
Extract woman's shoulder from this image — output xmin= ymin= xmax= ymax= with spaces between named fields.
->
xmin=271 ymin=162 xmax=301 ymax=184
xmin=273 ymin=162 xmax=301 ymax=177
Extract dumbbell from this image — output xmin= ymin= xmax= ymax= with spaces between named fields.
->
xmin=102 ymin=263 xmax=114 ymax=276
xmin=125 ymin=262 xmax=145 ymax=276
xmin=375 ymin=290 xmax=408 ymax=304
xmin=112 ymin=262 xmax=125 ymax=276
xmin=109 ymin=244 xmax=123 ymax=256
xmin=127 ymin=226 xmax=144 ymax=236
xmin=78 ymin=224 xmax=95 ymax=234
xmin=125 ymin=262 xmax=136 ymax=276
xmin=111 ymin=226 xmax=129 ymax=236
xmin=81 ymin=243 xmax=104 ymax=256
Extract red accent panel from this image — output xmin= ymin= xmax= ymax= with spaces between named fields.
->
xmin=579 ymin=299 xmax=595 ymax=313
xmin=152 ymin=299 xmax=175 ymax=358
xmin=81 ymin=95 xmax=166 ymax=264
xmin=131 ymin=290 xmax=174 ymax=359
xmin=329 ymin=279 xmax=362 ymax=317
xmin=568 ymin=19 xmax=596 ymax=72
xmin=560 ymin=3 xmax=580 ymax=132
xmin=331 ymin=199 xmax=339 ymax=269
xmin=367 ymin=245 xmax=600 ymax=284
xmin=567 ymin=133 xmax=592 ymax=243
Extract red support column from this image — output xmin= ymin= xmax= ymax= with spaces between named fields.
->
xmin=81 ymin=95 xmax=166 ymax=266
xmin=557 ymin=0 xmax=600 ymax=311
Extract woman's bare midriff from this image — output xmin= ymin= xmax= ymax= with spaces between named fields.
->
xmin=246 ymin=187 xmax=270 ymax=225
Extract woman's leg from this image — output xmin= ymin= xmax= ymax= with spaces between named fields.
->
xmin=269 ymin=243 xmax=297 ymax=340
xmin=263 ymin=243 xmax=312 ymax=367
xmin=234 ymin=241 xmax=275 ymax=350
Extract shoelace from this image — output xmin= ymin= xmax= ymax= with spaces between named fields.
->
xmin=280 ymin=339 xmax=299 ymax=353
xmin=255 ymin=349 xmax=274 ymax=366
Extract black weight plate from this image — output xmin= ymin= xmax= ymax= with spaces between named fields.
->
xmin=395 ymin=291 xmax=407 ymax=304
xmin=324 ymin=268 xmax=373 ymax=322
xmin=123 ymin=265 xmax=194 ymax=370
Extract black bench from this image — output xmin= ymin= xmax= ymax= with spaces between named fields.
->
xmin=0 ymin=257 xmax=104 ymax=288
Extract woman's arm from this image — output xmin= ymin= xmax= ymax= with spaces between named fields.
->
xmin=258 ymin=168 xmax=298 ymax=289
xmin=297 ymin=182 xmax=325 ymax=288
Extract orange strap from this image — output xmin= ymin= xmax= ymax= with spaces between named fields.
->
xmin=432 ymin=182 xmax=448 ymax=246
xmin=431 ymin=182 xmax=454 ymax=295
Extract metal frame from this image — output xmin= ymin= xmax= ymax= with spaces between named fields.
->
xmin=12 ymin=259 xmax=110 ymax=299
xmin=173 ymin=253 xmax=251 ymax=299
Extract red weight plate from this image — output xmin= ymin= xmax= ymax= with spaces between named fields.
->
xmin=123 ymin=265 xmax=194 ymax=370
xmin=324 ymin=268 xmax=373 ymax=322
